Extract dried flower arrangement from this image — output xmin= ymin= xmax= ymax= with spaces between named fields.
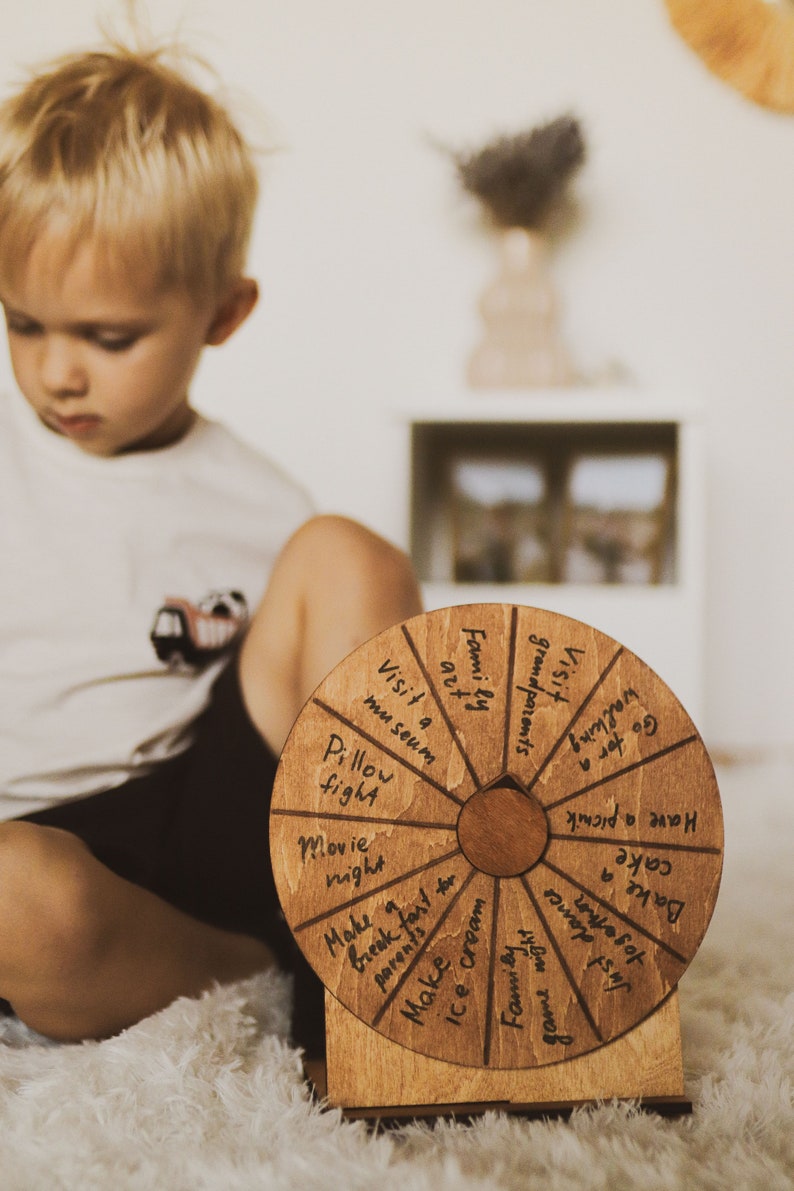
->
xmin=451 ymin=115 xmax=585 ymax=231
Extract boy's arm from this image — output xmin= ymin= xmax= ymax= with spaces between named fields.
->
xmin=238 ymin=515 xmax=423 ymax=757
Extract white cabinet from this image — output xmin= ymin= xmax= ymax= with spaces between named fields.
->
xmin=406 ymin=391 xmax=705 ymax=722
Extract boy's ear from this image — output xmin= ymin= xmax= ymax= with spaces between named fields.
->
xmin=205 ymin=278 xmax=259 ymax=346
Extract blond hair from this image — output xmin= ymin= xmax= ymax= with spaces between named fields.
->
xmin=0 ymin=44 xmax=259 ymax=296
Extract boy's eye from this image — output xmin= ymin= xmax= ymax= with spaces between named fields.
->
xmin=91 ymin=332 xmax=138 ymax=353
xmin=5 ymin=317 xmax=42 ymax=337
xmin=2 ymin=312 xmax=142 ymax=351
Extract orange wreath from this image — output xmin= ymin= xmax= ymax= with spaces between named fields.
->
xmin=664 ymin=0 xmax=794 ymax=112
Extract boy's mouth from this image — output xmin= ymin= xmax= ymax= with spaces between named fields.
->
xmin=46 ymin=411 xmax=103 ymax=439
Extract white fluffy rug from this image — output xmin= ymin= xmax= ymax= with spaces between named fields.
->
xmin=2 ymin=760 xmax=792 ymax=1190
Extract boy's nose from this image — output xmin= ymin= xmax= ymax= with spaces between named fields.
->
xmin=41 ymin=336 xmax=88 ymax=397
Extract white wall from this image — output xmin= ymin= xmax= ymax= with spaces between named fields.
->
xmin=1 ymin=0 xmax=792 ymax=755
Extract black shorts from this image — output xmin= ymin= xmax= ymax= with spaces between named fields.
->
xmin=17 ymin=658 xmax=324 ymax=1055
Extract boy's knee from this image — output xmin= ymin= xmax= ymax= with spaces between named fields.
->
xmin=0 ymin=821 xmax=103 ymax=975
xmin=239 ymin=515 xmax=422 ymax=753
xmin=292 ymin=514 xmax=421 ymax=609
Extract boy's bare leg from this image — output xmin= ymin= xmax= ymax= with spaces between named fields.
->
xmin=0 ymin=821 xmax=273 ymax=1042
xmin=239 ymin=515 xmax=423 ymax=755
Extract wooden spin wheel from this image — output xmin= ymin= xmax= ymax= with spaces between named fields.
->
xmin=270 ymin=605 xmax=723 ymax=1119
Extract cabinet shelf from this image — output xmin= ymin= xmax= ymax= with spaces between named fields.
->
xmin=405 ymin=393 xmax=705 ymax=719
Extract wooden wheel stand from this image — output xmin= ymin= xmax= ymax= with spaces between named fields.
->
xmin=271 ymin=605 xmax=723 ymax=1123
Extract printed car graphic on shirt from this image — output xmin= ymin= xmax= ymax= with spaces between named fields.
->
xmin=150 ymin=590 xmax=249 ymax=667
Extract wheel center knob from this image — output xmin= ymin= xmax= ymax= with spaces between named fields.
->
xmin=456 ymin=776 xmax=549 ymax=878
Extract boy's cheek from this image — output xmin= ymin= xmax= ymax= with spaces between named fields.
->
xmin=8 ymin=350 xmax=33 ymax=394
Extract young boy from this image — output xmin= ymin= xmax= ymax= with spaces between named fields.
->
xmin=0 ymin=41 xmax=421 ymax=1050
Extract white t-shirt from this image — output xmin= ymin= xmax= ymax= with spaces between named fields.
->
xmin=0 ymin=390 xmax=313 ymax=819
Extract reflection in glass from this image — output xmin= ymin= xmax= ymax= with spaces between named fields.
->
xmin=451 ymin=458 xmax=550 ymax=583
xmin=564 ymin=454 xmax=672 ymax=584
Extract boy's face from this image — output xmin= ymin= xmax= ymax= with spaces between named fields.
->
xmin=0 ymin=231 xmax=221 ymax=456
